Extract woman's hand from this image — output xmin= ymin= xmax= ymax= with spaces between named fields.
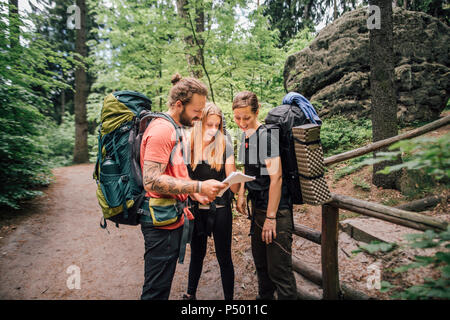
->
xmin=262 ymin=218 xmax=277 ymax=244
xmin=236 ymin=194 xmax=246 ymax=215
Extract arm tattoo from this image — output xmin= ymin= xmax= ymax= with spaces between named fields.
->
xmin=143 ymin=160 xmax=199 ymax=195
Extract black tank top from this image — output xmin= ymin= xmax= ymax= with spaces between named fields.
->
xmin=188 ymin=160 xmax=226 ymax=182
xmin=187 ymin=142 xmax=233 ymax=204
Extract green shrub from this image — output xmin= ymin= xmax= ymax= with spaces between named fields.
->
xmin=356 ymin=132 xmax=450 ymax=184
xmin=377 ymin=133 xmax=450 ymax=182
xmin=356 ymin=227 xmax=450 ymax=300
xmin=0 ymin=86 xmax=52 ymax=209
xmin=311 ymin=100 xmax=323 ymax=112
xmin=284 ymin=27 xmax=315 ymax=57
xmin=352 ymin=176 xmax=371 ymax=191
xmin=333 ymin=154 xmax=372 ymax=181
xmin=43 ymin=113 xmax=76 ymax=167
xmin=0 ymin=2 xmax=73 ymax=210
xmin=320 ymin=116 xmax=372 ymax=157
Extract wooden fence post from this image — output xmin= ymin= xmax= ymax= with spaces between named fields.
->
xmin=321 ymin=204 xmax=340 ymax=300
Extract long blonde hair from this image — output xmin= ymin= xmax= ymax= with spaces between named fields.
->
xmin=190 ymin=102 xmax=225 ymax=172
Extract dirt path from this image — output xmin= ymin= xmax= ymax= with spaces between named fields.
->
xmin=0 ymin=164 xmax=258 ymax=300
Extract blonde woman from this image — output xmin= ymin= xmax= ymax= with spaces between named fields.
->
xmin=183 ymin=102 xmax=239 ymax=300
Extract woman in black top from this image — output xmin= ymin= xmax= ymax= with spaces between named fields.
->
xmin=183 ymin=102 xmax=239 ymax=300
xmin=233 ymin=91 xmax=297 ymax=300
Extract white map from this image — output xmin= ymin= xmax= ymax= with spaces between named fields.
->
xmin=217 ymin=171 xmax=255 ymax=197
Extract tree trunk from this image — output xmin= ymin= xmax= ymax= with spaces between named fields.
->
xmin=369 ymin=0 xmax=401 ymax=189
xmin=194 ymin=0 xmax=204 ymax=78
xmin=73 ymin=0 xmax=89 ymax=164
xmin=60 ymin=89 xmax=65 ymax=124
xmin=229 ymin=71 xmax=233 ymax=102
xmin=304 ymin=0 xmax=313 ymax=21
xmin=333 ymin=0 xmax=338 ymax=20
xmin=176 ymin=0 xmax=203 ymax=78
xmin=395 ymin=195 xmax=444 ymax=212
xmin=8 ymin=0 xmax=19 ymax=50
xmin=158 ymin=57 xmax=162 ymax=111
xmin=403 ymin=0 xmax=407 ymax=9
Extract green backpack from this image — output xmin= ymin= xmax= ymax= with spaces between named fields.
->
xmin=93 ymin=91 xmax=183 ymax=229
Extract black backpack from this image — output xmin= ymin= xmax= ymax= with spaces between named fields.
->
xmin=264 ymin=104 xmax=316 ymax=205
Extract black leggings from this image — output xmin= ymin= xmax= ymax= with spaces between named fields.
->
xmin=187 ymin=206 xmax=234 ymax=300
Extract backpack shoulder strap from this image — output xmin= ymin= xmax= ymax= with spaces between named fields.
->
xmin=158 ymin=113 xmax=185 ymax=163
xmin=139 ymin=112 xmax=185 ymax=166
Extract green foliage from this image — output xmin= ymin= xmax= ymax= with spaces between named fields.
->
xmin=380 ymin=134 xmax=449 ymax=181
xmin=90 ymin=0 xmax=182 ymax=104
xmin=89 ymin=0 xmax=314 ymax=109
xmin=392 ymin=227 xmax=450 ymax=299
xmin=43 ymin=114 xmax=76 ymax=167
xmin=356 ymin=133 xmax=450 ymax=182
xmin=311 ymin=100 xmax=324 ymax=112
xmin=332 ymin=154 xmax=372 ymax=181
xmin=320 ymin=116 xmax=372 ymax=157
xmin=284 ymin=27 xmax=316 ymax=56
xmin=263 ymin=0 xmax=311 ymax=46
xmin=380 ymin=281 xmax=397 ymax=293
xmin=409 ymin=0 xmax=449 ymax=23
xmin=352 ymin=241 xmax=397 ymax=255
xmin=230 ymin=5 xmax=287 ymax=106
xmin=0 ymin=85 xmax=52 ymax=209
xmin=0 ymin=2 xmax=72 ymax=209
xmin=263 ymin=0 xmax=359 ymax=46
xmin=352 ymin=176 xmax=371 ymax=191
xmin=353 ymin=227 xmax=450 ymax=300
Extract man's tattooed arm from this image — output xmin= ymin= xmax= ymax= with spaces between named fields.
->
xmin=143 ymin=160 xmax=200 ymax=195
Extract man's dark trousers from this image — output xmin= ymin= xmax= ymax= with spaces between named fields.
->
xmin=140 ymin=222 xmax=183 ymax=300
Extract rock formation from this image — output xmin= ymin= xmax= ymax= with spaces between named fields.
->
xmin=284 ymin=7 xmax=449 ymax=123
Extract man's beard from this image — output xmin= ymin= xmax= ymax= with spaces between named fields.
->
xmin=180 ymin=107 xmax=199 ymax=127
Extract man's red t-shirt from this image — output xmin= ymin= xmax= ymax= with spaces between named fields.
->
xmin=140 ymin=117 xmax=190 ymax=230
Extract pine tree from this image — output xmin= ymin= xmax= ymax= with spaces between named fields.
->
xmin=73 ymin=0 xmax=89 ymax=163
xmin=369 ymin=0 xmax=401 ymax=189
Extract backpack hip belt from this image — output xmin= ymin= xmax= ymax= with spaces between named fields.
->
xmin=138 ymin=197 xmax=187 ymax=224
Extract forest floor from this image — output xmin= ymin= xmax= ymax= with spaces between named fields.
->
xmin=0 ymin=120 xmax=448 ymax=300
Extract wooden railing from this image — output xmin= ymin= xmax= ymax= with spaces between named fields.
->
xmin=293 ymin=115 xmax=450 ymax=300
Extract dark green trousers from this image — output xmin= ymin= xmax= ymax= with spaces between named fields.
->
xmin=251 ymin=207 xmax=298 ymax=300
